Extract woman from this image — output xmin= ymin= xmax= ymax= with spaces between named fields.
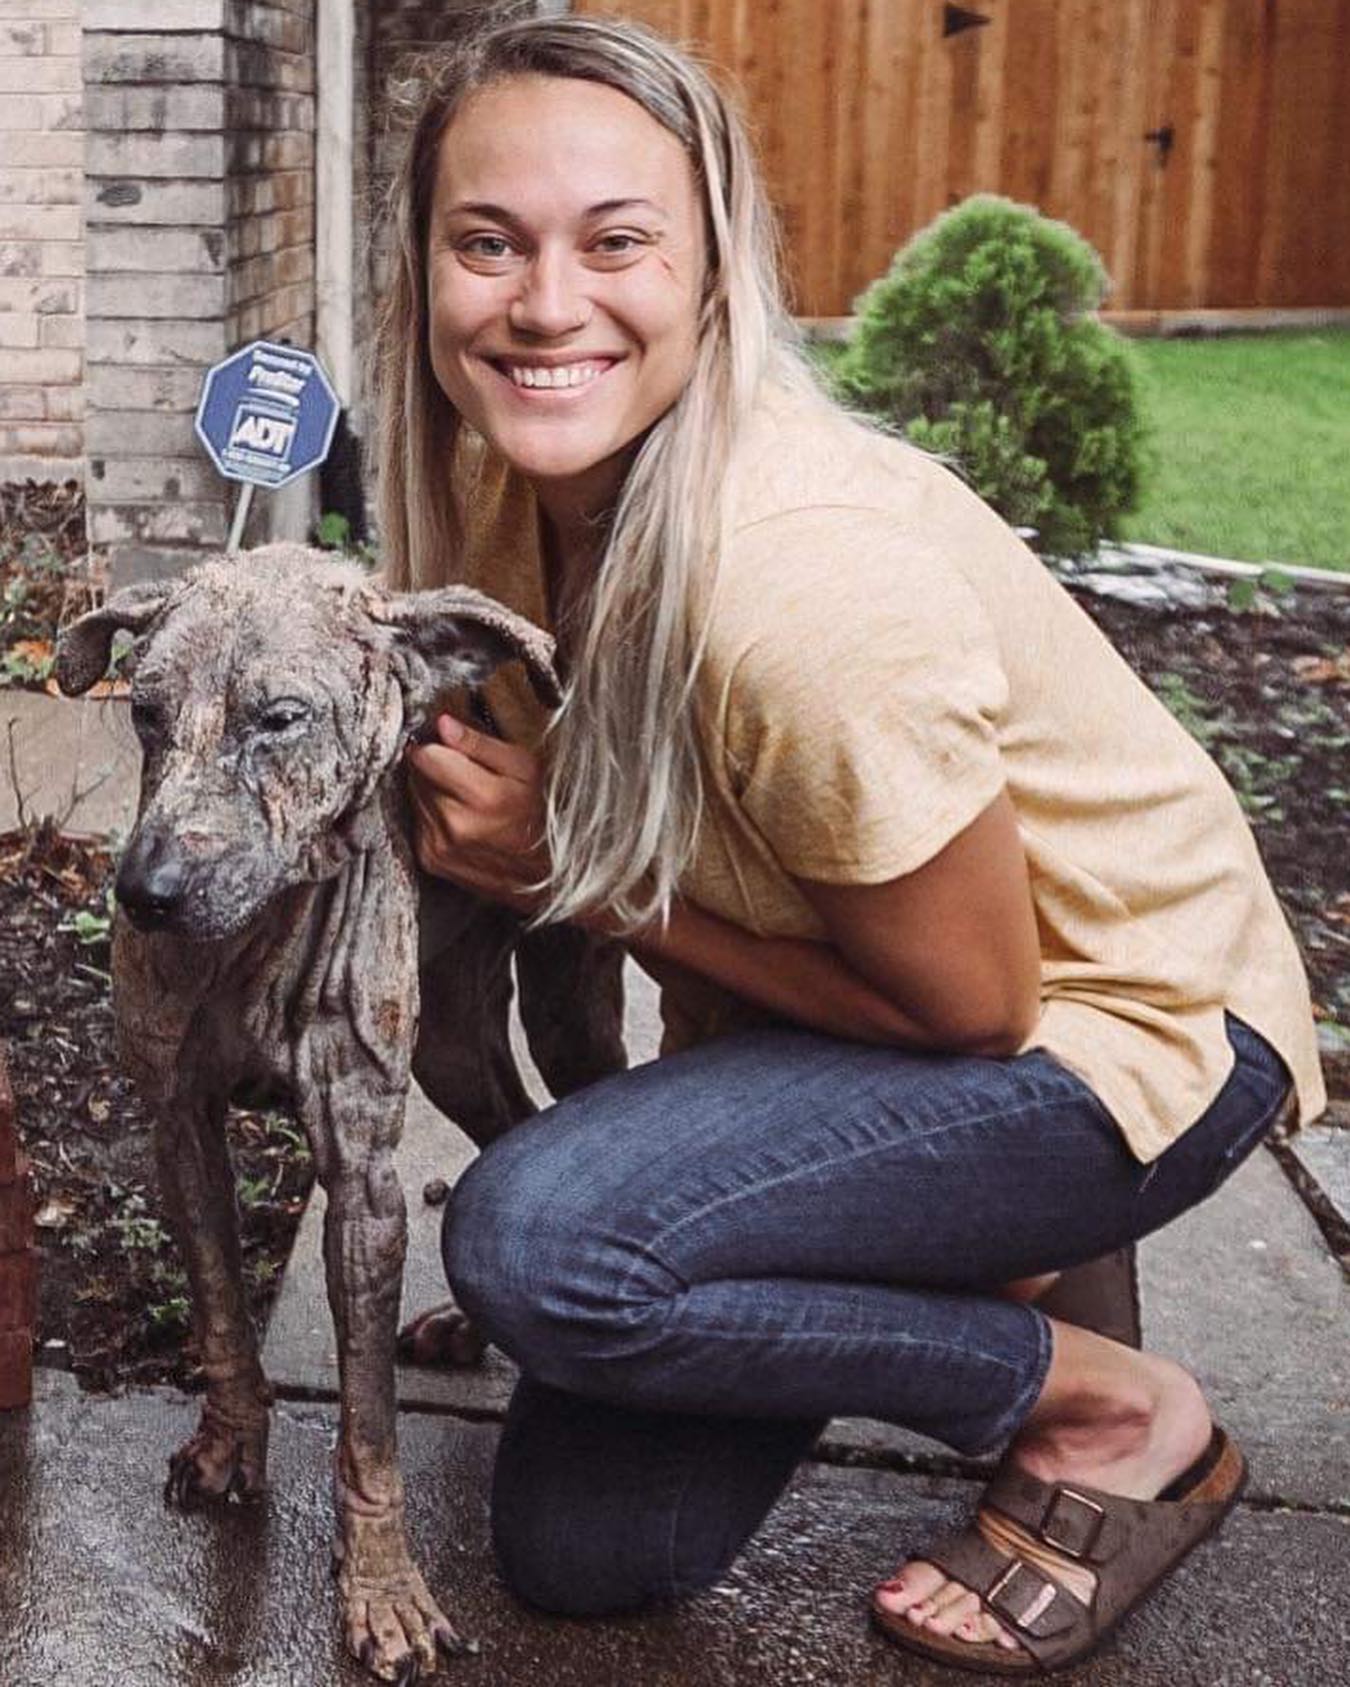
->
xmin=376 ymin=14 xmax=1324 ymax=1674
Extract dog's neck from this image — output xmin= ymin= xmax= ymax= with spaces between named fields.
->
xmin=298 ymin=785 xmax=399 ymax=885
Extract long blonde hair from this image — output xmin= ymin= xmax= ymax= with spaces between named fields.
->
xmin=375 ymin=11 xmax=823 ymax=929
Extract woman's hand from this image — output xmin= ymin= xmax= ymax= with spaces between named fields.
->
xmin=404 ymin=713 xmax=551 ymax=915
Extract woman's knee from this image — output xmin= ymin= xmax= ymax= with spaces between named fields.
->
xmin=441 ymin=1119 xmax=679 ymax=1390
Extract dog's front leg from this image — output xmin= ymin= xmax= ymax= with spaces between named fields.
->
xmin=314 ymin=1101 xmax=467 ymax=1681
xmin=154 ymin=1091 xmax=274 ymax=1505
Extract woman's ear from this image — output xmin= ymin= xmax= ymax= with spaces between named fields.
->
xmin=363 ymin=584 xmax=563 ymax=714
xmin=54 ymin=582 xmax=175 ymax=696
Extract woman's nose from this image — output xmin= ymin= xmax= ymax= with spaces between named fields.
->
xmin=508 ymin=249 xmax=590 ymax=338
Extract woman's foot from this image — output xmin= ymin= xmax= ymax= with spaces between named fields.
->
xmin=395 ymin=1298 xmax=489 ymax=1367
xmin=874 ymin=1326 xmax=1214 ymax=1655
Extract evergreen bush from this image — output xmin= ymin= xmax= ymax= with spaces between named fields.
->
xmin=834 ymin=194 xmax=1145 ymax=559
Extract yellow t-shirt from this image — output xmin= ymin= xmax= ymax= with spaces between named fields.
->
xmin=430 ymin=385 xmax=1325 ymax=1163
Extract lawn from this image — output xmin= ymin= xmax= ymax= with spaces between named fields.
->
xmin=1119 ymin=330 xmax=1350 ymax=574
xmin=807 ymin=328 xmax=1350 ymax=573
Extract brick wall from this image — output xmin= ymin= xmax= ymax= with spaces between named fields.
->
xmin=365 ymin=1 xmax=504 ymax=370
xmin=350 ymin=0 xmax=373 ymax=426
xmin=0 ymin=0 xmax=85 ymax=485
xmin=225 ymin=0 xmax=314 ymax=348
xmin=83 ymin=1 xmax=230 ymax=563
xmin=82 ymin=0 xmax=317 ymax=582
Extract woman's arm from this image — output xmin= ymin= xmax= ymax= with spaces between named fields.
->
xmin=405 ymin=717 xmax=1041 ymax=1059
xmin=626 ymin=787 xmax=1041 ymax=1057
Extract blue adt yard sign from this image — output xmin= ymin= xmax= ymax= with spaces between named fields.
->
xmin=194 ymin=340 xmax=340 ymax=490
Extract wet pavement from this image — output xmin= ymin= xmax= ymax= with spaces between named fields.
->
xmin=3 ymin=1370 xmax=1348 ymax=1687
xmin=2 ymin=696 xmax=1348 ymax=1684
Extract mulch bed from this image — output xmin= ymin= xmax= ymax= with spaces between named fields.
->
xmin=0 ymin=822 xmax=314 ymax=1393
xmin=0 ymin=479 xmax=99 ymax=690
xmin=0 ymin=485 xmax=1346 ymax=1393
xmin=1070 ymin=579 xmax=1350 ymax=1060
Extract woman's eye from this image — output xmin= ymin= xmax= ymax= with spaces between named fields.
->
xmin=459 ymin=233 xmax=515 ymax=262
xmin=592 ymin=231 xmax=647 ymax=260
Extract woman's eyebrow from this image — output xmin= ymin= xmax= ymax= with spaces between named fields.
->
xmin=584 ymin=197 xmax=667 ymax=219
xmin=446 ymin=197 xmax=667 ymax=222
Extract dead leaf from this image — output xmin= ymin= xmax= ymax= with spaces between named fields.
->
xmin=9 ymin=637 xmax=53 ymax=666
xmin=1290 ymin=650 xmax=1350 ymax=685
xmin=35 ymin=1196 xmax=77 ymax=1230
xmin=45 ymin=676 xmax=131 ymax=699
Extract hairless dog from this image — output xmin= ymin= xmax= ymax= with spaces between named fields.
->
xmin=55 ymin=545 xmax=626 ymax=1682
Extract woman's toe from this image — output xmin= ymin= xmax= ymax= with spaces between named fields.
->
xmin=874 ymin=1559 xmax=945 ymax=1617
xmin=922 ymin=1586 xmax=981 ymax=1635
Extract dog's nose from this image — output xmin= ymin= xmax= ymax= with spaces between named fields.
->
xmin=116 ymin=836 xmax=190 ymax=930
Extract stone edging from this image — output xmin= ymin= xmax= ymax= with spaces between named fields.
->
xmin=1100 ymin=541 xmax=1350 ymax=592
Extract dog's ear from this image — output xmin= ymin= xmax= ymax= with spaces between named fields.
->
xmin=54 ymin=582 xmax=175 ymax=696
xmin=365 ymin=585 xmax=563 ymax=713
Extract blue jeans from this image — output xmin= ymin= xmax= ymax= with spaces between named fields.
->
xmin=443 ymin=1014 xmax=1290 ymax=1614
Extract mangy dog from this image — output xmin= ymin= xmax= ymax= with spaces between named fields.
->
xmin=55 ymin=545 xmax=626 ymax=1681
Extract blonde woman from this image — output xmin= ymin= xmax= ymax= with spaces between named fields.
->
xmin=378 ymin=13 xmax=1323 ymax=1675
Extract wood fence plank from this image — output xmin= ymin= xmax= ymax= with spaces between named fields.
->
xmin=574 ymin=0 xmax=1349 ymax=313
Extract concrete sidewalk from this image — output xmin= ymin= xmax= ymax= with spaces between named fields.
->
xmin=0 ymin=692 xmax=139 ymax=839
xmin=2 ymin=693 xmax=1348 ymax=1684
xmin=2 ymin=967 xmax=1347 ymax=1685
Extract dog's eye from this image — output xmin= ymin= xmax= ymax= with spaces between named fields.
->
xmin=256 ymin=698 xmax=311 ymax=735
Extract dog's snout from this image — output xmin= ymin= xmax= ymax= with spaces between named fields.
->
xmin=117 ymin=834 xmax=190 ymax=930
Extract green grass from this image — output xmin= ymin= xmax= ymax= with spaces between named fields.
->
xmin=805 ymin=328 xmax=1350 ymax=572
xmin=1117 ymin=330 xmax=1350 ymax=573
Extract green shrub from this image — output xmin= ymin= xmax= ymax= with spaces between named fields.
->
xmin=834 ymin=194 xmax=1145 ymax=559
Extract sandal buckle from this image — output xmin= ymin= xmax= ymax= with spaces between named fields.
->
xmin=986 ymin=1558 xmax=1058 ymax=1629
xmin=1041 ymin=1486 xmax=1105 ymax=1558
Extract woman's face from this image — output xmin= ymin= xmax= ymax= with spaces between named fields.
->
xmin=425 ymin=74 xmax=707 ymax=518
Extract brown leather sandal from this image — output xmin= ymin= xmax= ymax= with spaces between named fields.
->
xmin=872 ymin=1425 xmax=1246 ymax=1675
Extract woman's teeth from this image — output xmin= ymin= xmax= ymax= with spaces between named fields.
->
xmin=505 ymin=361 xmax=606 ymax=390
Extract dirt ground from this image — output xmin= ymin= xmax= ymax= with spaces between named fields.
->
xmin=1 ymin=489 xmax=1347 ymax=1393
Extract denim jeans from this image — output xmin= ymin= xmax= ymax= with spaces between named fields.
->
xmin=443 ymin=1013 xmax=1290 ymax=1615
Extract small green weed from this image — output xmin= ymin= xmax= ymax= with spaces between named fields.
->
xmin=1226 ymin=568 xmax=1296 ymax=615
xmin=314 ymin=510 xmax=378 ymax=570
xmin=58 ymin=887 xmax=115 ymax=947
xmin=146 ymin=1295 xmax=191 ymax=1336
xmin=237 ymin=1171 xmax=277 ymax=1210
xmin=1150 ymin=672 xmax=1221 ymax=746
xmin=107 ymin=1186 xmax=171 ymax=1254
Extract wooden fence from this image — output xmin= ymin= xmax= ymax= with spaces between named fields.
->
xmin=575 ymin=0 xmax=1350 ymax=316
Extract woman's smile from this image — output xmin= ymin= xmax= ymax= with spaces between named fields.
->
xmin=488 ymin=355 xmax=624 ymax=394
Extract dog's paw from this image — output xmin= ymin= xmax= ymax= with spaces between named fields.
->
xmin=341 ymin=1555 xmax=472 ymax=1681
xmin=164 ymin=1394 xmax=270 ymax=1508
